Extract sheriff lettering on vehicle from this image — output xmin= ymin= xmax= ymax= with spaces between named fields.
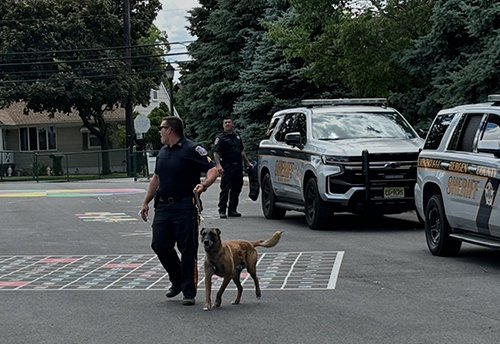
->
xmin=415 ymin=94 xmax=500 ymax=256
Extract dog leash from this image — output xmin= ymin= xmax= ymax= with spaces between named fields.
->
xmin=194 ymin=191 xmax=205 ymax=228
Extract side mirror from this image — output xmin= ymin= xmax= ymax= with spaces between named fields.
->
xmin=285 ymin=132 xmax=304 ymax=149
xmin=477 ymin=140 xmax=500 ymax=158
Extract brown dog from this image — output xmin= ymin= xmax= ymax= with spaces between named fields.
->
xmin=200 ymin=228 xmax=283 ymax=311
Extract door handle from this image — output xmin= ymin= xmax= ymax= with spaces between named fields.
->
xmin=284 ymin=151 xmax=291 ymax=157
xmin=270 ymin=150 xmax=276 ymax=155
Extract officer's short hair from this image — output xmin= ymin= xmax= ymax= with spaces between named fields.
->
xmin=222 ymin=116 xmax=233 ymax=122
xmin=163 ymin=116 xmax=184 ymax=135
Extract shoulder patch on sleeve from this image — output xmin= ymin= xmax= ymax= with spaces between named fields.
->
xmin=214 ymin=137 xmax=219 ymax=145
xmin=195 ymin=145 xmax=208 ymax=156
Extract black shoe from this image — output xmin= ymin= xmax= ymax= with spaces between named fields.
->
xmin=228 ymin=211 xmax=241 ymax=217
xmin=182 ymin=297 xmax=195 ymax=306
xmin=165 ymin=286 xmax=181 ymax=298
xmin=219 ymin=211 xmax=227 ymax=219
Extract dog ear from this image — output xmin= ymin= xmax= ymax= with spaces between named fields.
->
xmin=216 ymin=228 xmax=221 ymax=235
xmin=200 ymin=228 xmax=206 ymax=235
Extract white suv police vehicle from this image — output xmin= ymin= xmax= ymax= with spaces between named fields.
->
xmin=416 ymin=95 xmax=500 ymax=256
xmin=258 ymin=98 xmax=424 ymax=230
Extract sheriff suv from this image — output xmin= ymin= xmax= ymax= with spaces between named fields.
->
xmin=258 ymin=98 xmax=424 ymax=230
xmin=415 ymin=95 xmax=500 ymax=256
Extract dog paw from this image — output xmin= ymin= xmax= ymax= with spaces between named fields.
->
xmin=203 ymin=306 xmax=212 ymax=311
xmin=231 ymin=300 xmax=240 ymax=305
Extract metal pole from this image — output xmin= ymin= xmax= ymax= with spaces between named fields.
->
xmin=169 ymin=79 xmax=174 ymax=116
xmin=124 ymin=0 xmax=134 ymax=176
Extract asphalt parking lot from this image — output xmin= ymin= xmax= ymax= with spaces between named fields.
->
xmin=2 ymin=178 xmax=500 ymax=344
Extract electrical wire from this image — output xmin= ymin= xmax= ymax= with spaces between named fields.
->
xmin=0 ymin=52 xmax=190 ymax=68
xmin=0 ymin=41 xmax=194 ymax=57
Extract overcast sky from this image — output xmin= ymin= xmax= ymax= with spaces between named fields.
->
xmin=154 ymin=0 xmax=199 ymax=65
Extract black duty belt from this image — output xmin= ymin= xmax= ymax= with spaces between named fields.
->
xmin=158 ymin=196 xmax=193 ymax=204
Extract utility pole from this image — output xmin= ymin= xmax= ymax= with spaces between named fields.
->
xmin=123 ymin=0 xmax=134 ymax=176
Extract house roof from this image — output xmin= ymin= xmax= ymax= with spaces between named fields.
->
xmin=0 ymin=102 xmax=125 ymax=126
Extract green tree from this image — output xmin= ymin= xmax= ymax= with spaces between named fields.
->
xmin=234 ymin=1 xmax=343 ymax=159
xmin=180 ymin=0 xmax=269 ymax=151
xmin=0 ymin=0 xmax=166 ymax=174
xmin=404 ymin=0 xmax=500 ymax=118
xmin=267 ymin=0 xmax=349 ymax=86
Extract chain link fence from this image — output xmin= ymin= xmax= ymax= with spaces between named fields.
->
xmin=0 ymin=149 xmax=158 ymax=182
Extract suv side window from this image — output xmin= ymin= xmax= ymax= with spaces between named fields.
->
xmin=480 ymin=113 xmax=500 ymax=141
xmin=424 ymin=113 xmax=455 ymax=150
xmin=275 ymin=113 xmax=300 ymax=142
xmin=448 ymin=113 xmax=483 ymax=151
xmin=447 ymin=113 xmax=484 ymax=152
xmin=296 ymin=113 xmax=307 ymax=144
xmin=265 ymin=117 xmax=281 ymax=139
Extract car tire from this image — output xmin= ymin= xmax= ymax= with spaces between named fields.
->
xmin=261 ymin=173 xmax=286 ymax=219
xmin=305 ymin=178 xmax=333 ymax=230
xmin=424 ymin=194 xmax=462 ymax=256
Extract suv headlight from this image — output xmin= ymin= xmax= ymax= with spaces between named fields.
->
xmin=321 ymin=155 xmax=350 ymax=164
xmin=321 ymin=155 xmax=345 ymax=176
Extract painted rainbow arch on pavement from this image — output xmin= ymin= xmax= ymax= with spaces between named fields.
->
xmin=0 ymin=188 xmax=145 ymax=198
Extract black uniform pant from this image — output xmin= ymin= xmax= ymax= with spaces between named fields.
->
xmin=151 ymin=198 xmax=198 ymax=298
xmin=218 ymin=163 xmax=243 ymax=213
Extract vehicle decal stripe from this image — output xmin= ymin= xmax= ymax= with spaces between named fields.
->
xmin=258 ymin=147 xmax=316 ymax=161
xmin=418 ymin=157 xmax=500 ymax=179
xmin=476 ymin=178 xmax=500 ymax=235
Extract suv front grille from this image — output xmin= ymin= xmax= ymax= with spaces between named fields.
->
xmin=329 ymin=152 xmax=419 ymax=195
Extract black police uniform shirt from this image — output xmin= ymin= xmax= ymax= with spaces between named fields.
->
xmin=214 ymin=131 xmax=244 ymax=166
xmin=154 ymin=135 xmax=214 ymax=199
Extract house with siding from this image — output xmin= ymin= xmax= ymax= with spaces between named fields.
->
xmin=0 ymin=84 xmax=174 ymax=176
xmin=0 ymin=103 xmax=127 ymax=175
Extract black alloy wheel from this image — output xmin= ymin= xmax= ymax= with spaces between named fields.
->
xmin=261 ymin=173 xmax=286 ymax=219
xmin=424 ymin=194 xmax=461 ymax=256
xmin=305 ymin=178 xmax=333 ymax=230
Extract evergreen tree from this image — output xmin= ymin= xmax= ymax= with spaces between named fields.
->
xmin=179 ymin=0 xmax=269 ymax=151
xmin=400 ymin=0 xmax=500 ymax=126
xmin=235 ymin=1 xmax=343 ymax=159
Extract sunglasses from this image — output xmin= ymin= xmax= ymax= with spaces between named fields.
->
xmin=158 ymin=126 xmax=171 ymax=131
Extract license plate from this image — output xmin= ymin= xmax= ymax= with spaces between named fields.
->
xmin=384 ymin=187 xmax=404 ymax=198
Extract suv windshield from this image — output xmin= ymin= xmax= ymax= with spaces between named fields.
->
xmin=312 ymin=111 xmax=417 ymax=140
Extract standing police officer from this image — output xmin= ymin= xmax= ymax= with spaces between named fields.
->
xmin=140 ymin=116 xmax=218 ymax=306
xmin=214 ymin=117 xmax=252 ymax=218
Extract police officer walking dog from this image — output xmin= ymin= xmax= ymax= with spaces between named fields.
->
xmin=140 ymin=116 xmax=218 ymax=306
xmin=214 ymin=117 xmax=252 ymax=218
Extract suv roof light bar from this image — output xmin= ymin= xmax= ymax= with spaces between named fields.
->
xmin=488 ymin=94 xmax=500 ymax=105
xmin=301 ymin=98 xmax=387 ymax=108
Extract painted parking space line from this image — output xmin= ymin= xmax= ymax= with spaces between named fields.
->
xmin=0 ymin=252 xmax=344 ymax=291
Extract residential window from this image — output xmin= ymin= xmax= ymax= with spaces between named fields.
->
xmin=152 ymin=90 xmax=159 ymax=101
xmin=82 ymin=132 xmax=101 ymax=150
xmin=20 ymin=126 xmax=56 ymax=151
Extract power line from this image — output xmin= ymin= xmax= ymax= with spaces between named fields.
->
xmin=0 ymin=13 xmax=125 ymax=24
xmin=0 ymin=52 xmax=190 ymax=68
xmin=0 ymin=41 xmax=193 ymax=57
xmin=0 ymin=70 xmax=167 ymax=84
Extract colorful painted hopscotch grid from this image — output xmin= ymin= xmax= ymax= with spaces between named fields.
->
xmin=76 ymin=212 xmax=139 ymax=223
xmin=0 ymin=252 xmax=343 ymax=291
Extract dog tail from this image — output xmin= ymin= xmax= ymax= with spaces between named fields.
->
xmin=251 ymin=231 xmax=283 ymax=248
